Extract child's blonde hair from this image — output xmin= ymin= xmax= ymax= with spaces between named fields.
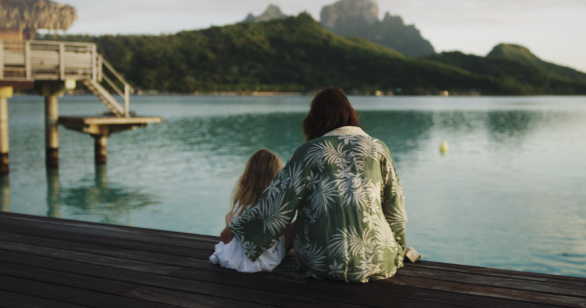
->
xmin=229 ymin=148 xmax=283 ymax=221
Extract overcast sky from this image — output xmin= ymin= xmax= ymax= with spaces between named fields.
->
xmin=60 ymin=0 xmax=586 ymax=72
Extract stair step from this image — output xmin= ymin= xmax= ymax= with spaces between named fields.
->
xmin=83 ymin=79 xmax=125 ymax=117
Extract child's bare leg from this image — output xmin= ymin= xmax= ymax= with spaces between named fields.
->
xmin=284 ymin=221 xmax=296 ymax=252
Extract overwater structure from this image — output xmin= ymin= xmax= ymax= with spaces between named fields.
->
xmin=0 ymin=0 xmax=161 ymax=174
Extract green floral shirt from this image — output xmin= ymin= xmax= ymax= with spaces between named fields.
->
xmin=230 ymin=126 xmax=407 ymax=283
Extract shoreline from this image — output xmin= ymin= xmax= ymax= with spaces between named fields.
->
xmin=10 ymin=91 xmax=586 ymax=97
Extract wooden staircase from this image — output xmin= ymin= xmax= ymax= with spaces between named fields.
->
xmin=83 ymin=79 xmax=125 ymax=117
xmin=1 ymin=40 xmax=162 ymax=168
xmin=90 ymin=56 xmax=134 ymax=118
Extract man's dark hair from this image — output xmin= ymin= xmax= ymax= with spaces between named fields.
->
xmin=303 ymin=87 xmax=360 ymax=141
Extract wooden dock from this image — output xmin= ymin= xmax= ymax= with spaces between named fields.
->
xmin=0 ymin=211 xmax=585 ymax=308
xmin=1 ymin=39 xmax=163 ymax=171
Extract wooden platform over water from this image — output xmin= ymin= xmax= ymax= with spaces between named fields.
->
xmin=59 ymin=115 xmax=163 ymax=136
xmin=0 ymin=212 xmax=585 ymax=308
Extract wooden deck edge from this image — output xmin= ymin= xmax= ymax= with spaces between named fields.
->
xmin=1 ymin=211 xmax=586 ymax=308
xmin=58 ymin=116 xmax=163 ymax=125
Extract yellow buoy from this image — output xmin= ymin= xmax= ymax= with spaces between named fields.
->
xmin=439 ymin=140 xmax=449 ymax=156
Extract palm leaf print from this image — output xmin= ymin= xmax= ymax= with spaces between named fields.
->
xmin=287 ymin=163 xmax=306 ymax=197
xmin=307 ymin=176 xmax=339 ymax=219
xmin=295 ymin=239 xmax=327 ymax=273
xmin=257 ymin=193 xmax=293 ymax=235
xmin=331 ymin=227 xmax=374 ymax=260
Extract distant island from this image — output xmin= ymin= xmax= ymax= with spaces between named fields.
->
xmin=244 ymin=0 xmax=435 ymax=57
xmin=320 ymin=0 xmax=435 ymax=57
xmin=37 ymin=3 xmax=586 ymax=95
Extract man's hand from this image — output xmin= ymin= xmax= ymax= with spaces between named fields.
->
xmin=220 ymin=226 xmax=234 ymax=244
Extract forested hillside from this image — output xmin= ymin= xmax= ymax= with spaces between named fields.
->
xmin=487 ymin=44 xmax=586 ymax=83
xmin=428 ymin=47 xmax=586 ymax=95
xmin=39 ymin=14 xmax=586 ymax=95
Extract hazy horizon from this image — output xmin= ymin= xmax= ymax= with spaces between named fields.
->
xmin=56 ymin=0 xmax=586 ymax=73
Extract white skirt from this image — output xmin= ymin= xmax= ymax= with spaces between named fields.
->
xmin=209 ymin=235 xmax=286 ymax=273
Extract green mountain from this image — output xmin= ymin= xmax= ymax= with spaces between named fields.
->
xmin=41 ymin=14 xmax=494 ymax=94
xmin=428 ymin=45 xmax=586 ymax=95
xmin=487 ymin=43 xmax=586 ymax=83
xmin=320 ymin=0 xmax=435 ymax=57
xmin=38 ymin=14 xmax=586 ymax=95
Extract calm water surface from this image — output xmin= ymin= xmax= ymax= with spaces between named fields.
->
xmin=2 ymin=95 xmax=586 ymax=278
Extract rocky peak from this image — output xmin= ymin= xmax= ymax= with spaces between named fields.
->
xmin=242 ymin=4 xmax=288 ymax=23
xmin=319 ymin=0 xmax=435 ymax=57
xmin=320 ymin=0 xmax=379 ymax=31
xmin=381 ymin=12 xmax=404 ymax=26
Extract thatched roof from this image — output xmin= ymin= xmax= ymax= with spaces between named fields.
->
xmin=0 ymin=0 xmax=77 ymax=31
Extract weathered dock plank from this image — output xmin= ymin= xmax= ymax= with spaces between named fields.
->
xmin=0 ymin=211 xmax=585 ymax=308
xmin=0 ymin=289 xmax=88 ymax=308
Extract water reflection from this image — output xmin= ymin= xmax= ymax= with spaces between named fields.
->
xmin=58 ymin=165 xmax=160 ymax=225
xmin=153 ymin=108 xmax=570 ymax=174
xmin=360 ymin=111 xmax=434 ymax=162
xmin=0 ymin=175 xmax=9 ymax=212
xmin=169 ymin=112 xmax=306 ymax=158
xmin=166 ymin=110 xmax=437 ymax=166
xmin=486 ymin=111 xmax=543 ymax=144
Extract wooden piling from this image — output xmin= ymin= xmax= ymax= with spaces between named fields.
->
xmin=0 ymin=86 xmax=12 ymax=175
xmin=94 ymin=135 xmax=107 ymax=165
xmin=45 ymin=94 xmax=59 ymax=169
xmin=46 ymin=169 xmax=60 ymax=218
xmin=0 ymin=175 xmax=8 ymax=212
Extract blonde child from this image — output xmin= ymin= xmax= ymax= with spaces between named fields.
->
xmin=210 ymin=148 xmax=294 ymax=272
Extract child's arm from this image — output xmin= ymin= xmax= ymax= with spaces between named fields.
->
xmin=220 ymin=211 xmax=234 ymax=243
xmin=220 ymin=225 xmax=234 ymax=244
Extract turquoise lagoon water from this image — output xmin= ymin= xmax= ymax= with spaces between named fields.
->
xmin=2 ymin=94 xmax=586 ymax=278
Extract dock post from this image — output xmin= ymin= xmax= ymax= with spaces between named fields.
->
xmin=94 ymin=135 xmax=108 ymax=165
xmin=0 ymin=86 xmax=12 ymax=175
xmin=37 ymin=82 xmax=66 ymax=169
xmin=0 ymin=175 xmax=9 ymax=212
xmin=46 ymin=169 xmax=60 ymax=218
xmin=45 ymin=93 xmax=59 ymax=169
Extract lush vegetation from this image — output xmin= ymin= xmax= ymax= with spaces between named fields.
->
xmin=428 ymin=47 xmax=586 ymax=95
xmin=487 ymin=44 xmax=586 ymax=83
xmin=38 ymin=14 xmax=586 ymax=95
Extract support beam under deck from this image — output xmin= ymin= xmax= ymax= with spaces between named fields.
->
xmin=45 ymin=94 xmax=59 ymax=169
xmin=93 ymin=135 xmax=107 ymax=165
xmin=0 ymin=86 xmax=12 ymax=175
xmin=37 ymin=81 xmax=70 ymax=169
